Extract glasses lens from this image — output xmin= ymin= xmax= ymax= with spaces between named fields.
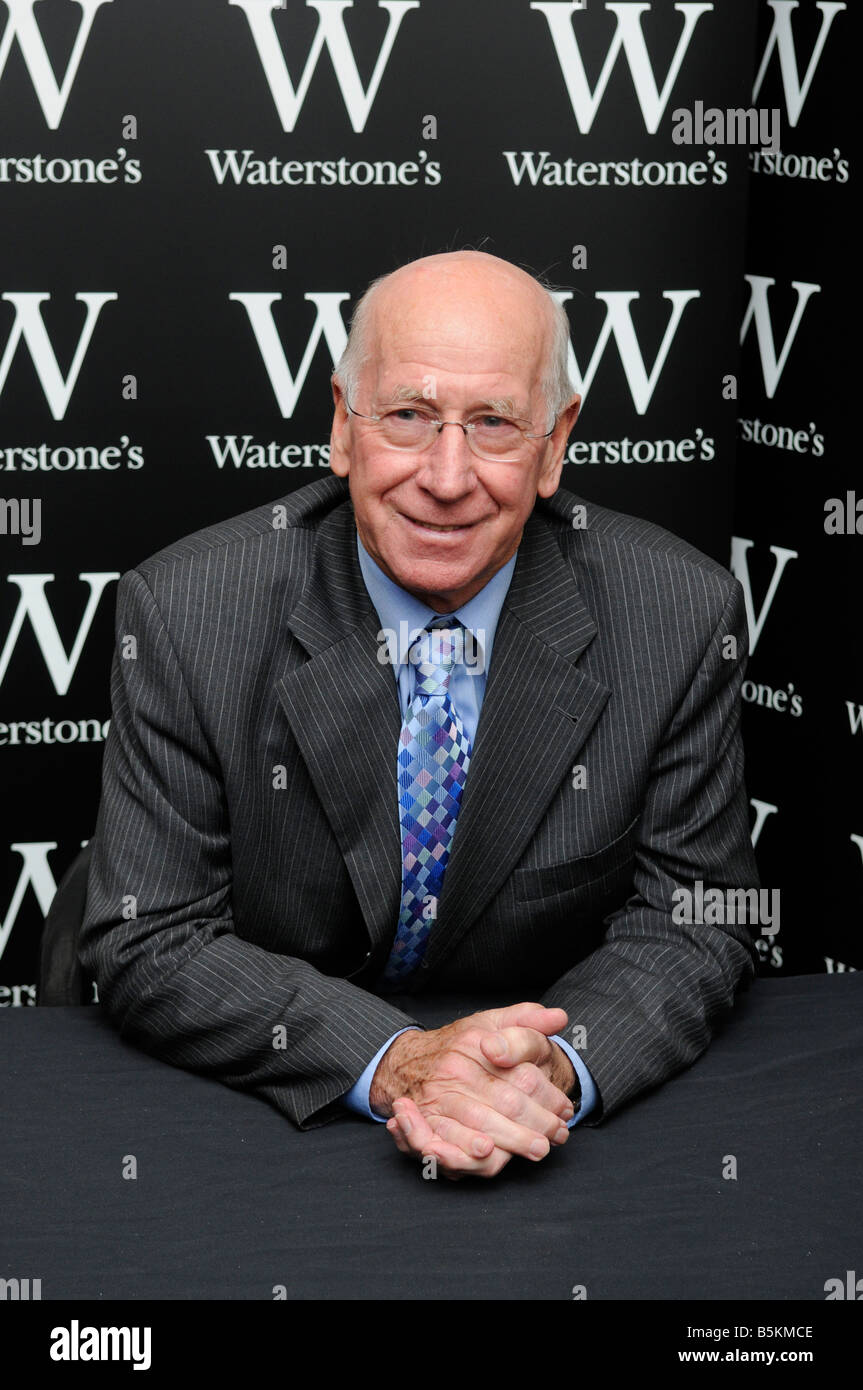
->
xmin=471 ymin=416 xmax=526 ymax=459
xmin=378 ymin=409 xmax=433 ymax=449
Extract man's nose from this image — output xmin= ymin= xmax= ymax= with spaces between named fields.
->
xmin=415 ymin=422 xmax=477 ymax=496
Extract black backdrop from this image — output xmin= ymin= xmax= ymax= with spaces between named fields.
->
xmin=0 ymin=0 xmax=858 ymax=1006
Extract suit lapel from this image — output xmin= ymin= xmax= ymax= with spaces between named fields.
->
xmin=276 ymin=496 xmax=404 ymax=955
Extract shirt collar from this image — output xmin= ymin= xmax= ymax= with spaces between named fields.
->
xmin=356 ymin=530 xmax=516 ymax=674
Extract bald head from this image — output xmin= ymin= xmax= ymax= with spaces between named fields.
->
xmin=368 ymin=250 xmax=555 ymax=349
xmin=334 ymin=250 xmax=573 ymax=429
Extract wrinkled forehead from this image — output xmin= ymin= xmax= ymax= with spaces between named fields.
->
xmin=364 ymin=267 xmax=552 ymax=396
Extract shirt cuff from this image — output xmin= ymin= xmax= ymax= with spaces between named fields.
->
xmin=341 ymin=1027 xmax=423 ymax=1121
xmin=550 ymin=1034 xmax=598 ymax=1127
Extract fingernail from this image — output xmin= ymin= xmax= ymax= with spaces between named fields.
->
xmin=487 ymin=1040 xmax=507 ymax=1060
xmin=530 ymin=1138 xmax=548 ymax=1159
xmin=399 ymin=1115 xmax=411 ymax=1136
xmin=555 ymin=1126 xmax=569 ymax=1143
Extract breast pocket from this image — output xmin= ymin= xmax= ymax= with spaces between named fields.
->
xmin=512 ymin=815 xmax=640 ymax=904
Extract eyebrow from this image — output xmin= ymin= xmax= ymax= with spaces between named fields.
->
xmin=383 ymin=384 xmax=527 ymax=417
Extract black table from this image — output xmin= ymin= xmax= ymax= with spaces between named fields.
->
xmin=2 ymin=975 xmax=861 ymax=1301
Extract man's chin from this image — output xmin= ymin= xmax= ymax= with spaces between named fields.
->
xmin=386 ymin=560 xmax=488 ymax=611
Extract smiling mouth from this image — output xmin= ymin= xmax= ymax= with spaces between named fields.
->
xmin=403 ymin=515 xmax=476 ymax=532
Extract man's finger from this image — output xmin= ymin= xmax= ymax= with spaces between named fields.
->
xmin=480 ymin=1024 xmax=556 ymax=1069
xmin=483 ymin=1002 xmax=568 ymax=1037
xmin=501 ymin=1059 xmax=576 ymax=1121
xmin=385 ymin=1116 xmax=412 ymax=1154
xmin=472 ymin=1031 xmax=575 ymax=1119
xmin=429 ymin=1085 xmax=570 ymax=1161
xmin=392 ymin=1097 xmax=494 ymax=1162
xmin=416 ymin=1111 xmax=495 ymax=1162
xmin=391 ymin=1098 xmax=510 ymax=1178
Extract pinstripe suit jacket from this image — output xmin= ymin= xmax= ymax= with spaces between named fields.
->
xmin=80 ymin=474 xmax=759 ymax=1129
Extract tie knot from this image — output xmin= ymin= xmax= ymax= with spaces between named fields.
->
xmin=410 ymin=623 xmax=464 ymax=696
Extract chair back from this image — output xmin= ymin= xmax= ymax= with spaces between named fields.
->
xmin=38 ymin=841 xmax=95 ymax=1005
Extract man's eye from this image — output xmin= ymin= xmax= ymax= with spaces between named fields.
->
xmin=476 ymin=415 xmax=517 ymax=430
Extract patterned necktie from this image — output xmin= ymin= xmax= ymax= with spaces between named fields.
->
xmin=380 ymin=623 xmax=472 ymax=985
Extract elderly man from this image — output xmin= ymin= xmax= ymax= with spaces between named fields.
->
xmin=80 ymin=250 xmax=759 ymax=1180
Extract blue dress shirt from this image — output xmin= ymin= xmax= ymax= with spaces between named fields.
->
xmin=342 ymin=532 xmax=598 ymax=1128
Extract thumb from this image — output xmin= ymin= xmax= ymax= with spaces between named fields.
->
xmin=493 ymin=1001 xmax=568 ymax=1036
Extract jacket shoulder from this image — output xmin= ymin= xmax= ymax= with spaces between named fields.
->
xmin=539 ymin=484 xmax=738 ymax=596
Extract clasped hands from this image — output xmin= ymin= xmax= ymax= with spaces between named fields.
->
xmin=369 ymin=1003 xmax=577 ymax=1179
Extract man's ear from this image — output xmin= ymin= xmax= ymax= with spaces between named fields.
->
xmin=536 ymin=394 xmax=581 ymax=498
xmin=329 ymin=377 xmax=351 ymax=477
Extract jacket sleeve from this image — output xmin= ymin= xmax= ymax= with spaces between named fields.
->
xmin=540 ymin=575 xmax=759 ymax=1121
xmin=79 ymin=566 xmax=420 ymax=1129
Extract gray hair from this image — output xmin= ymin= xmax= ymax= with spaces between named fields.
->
xmin=333 ymin=264 xmax=575 ymax=432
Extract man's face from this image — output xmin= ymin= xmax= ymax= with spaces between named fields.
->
xmin=329 ymin=257 xmax=580 ymax=612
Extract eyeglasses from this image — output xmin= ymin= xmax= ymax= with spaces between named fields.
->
xmin=344 ymin=395 xmax=556 ymax=462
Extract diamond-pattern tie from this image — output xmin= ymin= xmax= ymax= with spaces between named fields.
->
xmin=380 ymin=623 xmax=472 ymax=986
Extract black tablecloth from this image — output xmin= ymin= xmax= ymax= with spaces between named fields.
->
xmin=2 ymin=975 xmax=861 ymax=1300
